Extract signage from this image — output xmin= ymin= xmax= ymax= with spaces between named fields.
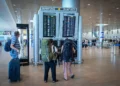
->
xmin=40 ymin=6 xmax=77 ymax=12
xmin=100 ymin=32 xmax=104 ymax=38
xmin=0 ymin=31 xmax=11 ymax=35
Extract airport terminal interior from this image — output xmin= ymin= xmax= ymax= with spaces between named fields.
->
xmin=0 ymin=0 xmax=120 ymax=86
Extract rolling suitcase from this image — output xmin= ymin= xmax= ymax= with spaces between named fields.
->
xmin=8 ymin=58 xmax=20 ymax=82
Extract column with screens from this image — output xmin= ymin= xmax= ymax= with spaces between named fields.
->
xmin=36 ymin=7 xmax=82 ymax=65
xmin=60 ymin=12 xmax=80 ymax=63
xmin=60 ymin=12 xmax=78 ymax=39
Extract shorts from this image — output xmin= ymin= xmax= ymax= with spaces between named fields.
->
xmin=63 ymin=56 xmax=73 ymax=62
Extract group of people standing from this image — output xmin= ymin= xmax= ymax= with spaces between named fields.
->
xmin=8 ymin=31 xmax=75 ymax=83
xmin=41 ymin=39 xmax=75 ymax=83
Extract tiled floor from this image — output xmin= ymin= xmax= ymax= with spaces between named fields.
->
xmin=0 ymin=47 xmax=120 ymax=86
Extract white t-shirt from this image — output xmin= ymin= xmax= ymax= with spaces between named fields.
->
xmin=85 ymin=40 xmax=88 ymax=44
xmin=51 ymin=45 xmax=57 ymax=53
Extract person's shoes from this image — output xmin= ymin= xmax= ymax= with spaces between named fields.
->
xmin=44 ymin=80 xmax=47 ymax=83
xmin=9 ymin=80 xmax=17 ymax=83
xmin=71 ymin=75 xmax=75 ymax=79
xmin=18 ymin=78 xmax=22 ymax=82
xmin=52 ymin=80 xmax=59 ymax=83
xmin=64 ymin=78 xmax=68 ymax=81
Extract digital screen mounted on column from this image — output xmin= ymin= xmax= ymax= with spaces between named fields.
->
xmin=62 ymin=14 xmax=76 ymax=37
xmin=43 ymin=13 xmax=56 ymax=37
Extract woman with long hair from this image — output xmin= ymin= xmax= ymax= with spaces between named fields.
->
xmin=61 ymin=39 xmax=75 ymax=80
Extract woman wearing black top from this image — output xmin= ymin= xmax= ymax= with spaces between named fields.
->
xmin=61 ymin=39 xmax=75 ymax=80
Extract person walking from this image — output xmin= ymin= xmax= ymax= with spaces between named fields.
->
xmin=0 ymin=41 xmax=2 ymax=52
xmin=84 ymin=39 xmax=89 ymax=49
xmin=118 ymin=39 xmax=120 ymax=53
xmin=0 ymin=41 xmax=2 ymax=46
xmin=61 ymin=39 xmax=75 ymax=81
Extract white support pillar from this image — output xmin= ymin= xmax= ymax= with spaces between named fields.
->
xmin=99 ymin=7 xmax=103 ymax=48
xmin=78 ymin=16 xmax=82 ymax=63
xmin=62 ymin=0 xmax=80 ymax=13
xmin=33 ymin=14 xmax=39 ymax=65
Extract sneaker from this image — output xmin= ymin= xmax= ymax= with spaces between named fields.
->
xmin=64 ymin=78 xmax=68 ymax=81
xmin=52 ymin=80 xmax=58 ymax=83
xmin=44 ymin=80 xmax=47 ymax=83
xmin=71 ymin=75 xmax=75 ymax=79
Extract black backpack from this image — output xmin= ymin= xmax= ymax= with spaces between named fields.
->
xmin=4 ymin=39 xmax=11 ymax=52
xmin=63 ymin=40 xmax=73 ymax=57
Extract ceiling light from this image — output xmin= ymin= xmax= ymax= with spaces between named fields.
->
xmin=13 ymin=4 xmax=16 ymax=6
xmin=30 ymin=20 xmax=33 ymax=22
xmin=88 ymin=4 xmax=91 ymax=6
xmin=52 ymin=0 xmax=55 ymax=2
xmin=15 ymin=11 xmax=17 ymax=12
xmin=109 ymin=14 xmax=111 ymax=15
xmin=116 ymin=7 xmax=119 ymax=9
xmin=89 ymin=17 xmax=92 ymax=19
xmin=101 ymin=13 xmax=103 ymax=15
xmin=96 ymin=24 xmax=109 ymax=26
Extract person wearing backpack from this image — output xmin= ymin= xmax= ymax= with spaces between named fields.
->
xmin=10 ymin=31 xmax=20 ymax=59
xmin=61 ymin=39 xmax=75 ymax=81
xmin=8 ymin=31 xmax=21 ymax=82
xmin=41 ymin=39 xmax=58 ymax=83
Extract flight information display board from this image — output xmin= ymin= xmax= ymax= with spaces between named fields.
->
xmin=43 ymin=14 xmax=56 ymax=37
xmin=39 ymin=6 xmax=78 ymax=39
xmin=63 ymin=15 xmax=76 ymax=37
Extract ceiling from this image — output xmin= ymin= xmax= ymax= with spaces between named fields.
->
xmin=9 ymin=0 xmax=120 ymax=32
xmin=0 ymin=0 xmax=16 ymax=31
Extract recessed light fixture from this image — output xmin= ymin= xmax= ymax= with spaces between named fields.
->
xmin=15 ymin=11 xmax=17 ymax=12
xmin=116 ymin=7 xmax=119 ymax=9
xmin=109 ymin=14 xmax=111 ymax=15
xmin=13 ymin=4 xmax=16 ymax=6
xmin=30 ymin=20 xmax=33 ymax=22
xmin=96 ymin=24 xmax=108 ymax=26
xmin=88 ymin=4 xmax=91 ymax=6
